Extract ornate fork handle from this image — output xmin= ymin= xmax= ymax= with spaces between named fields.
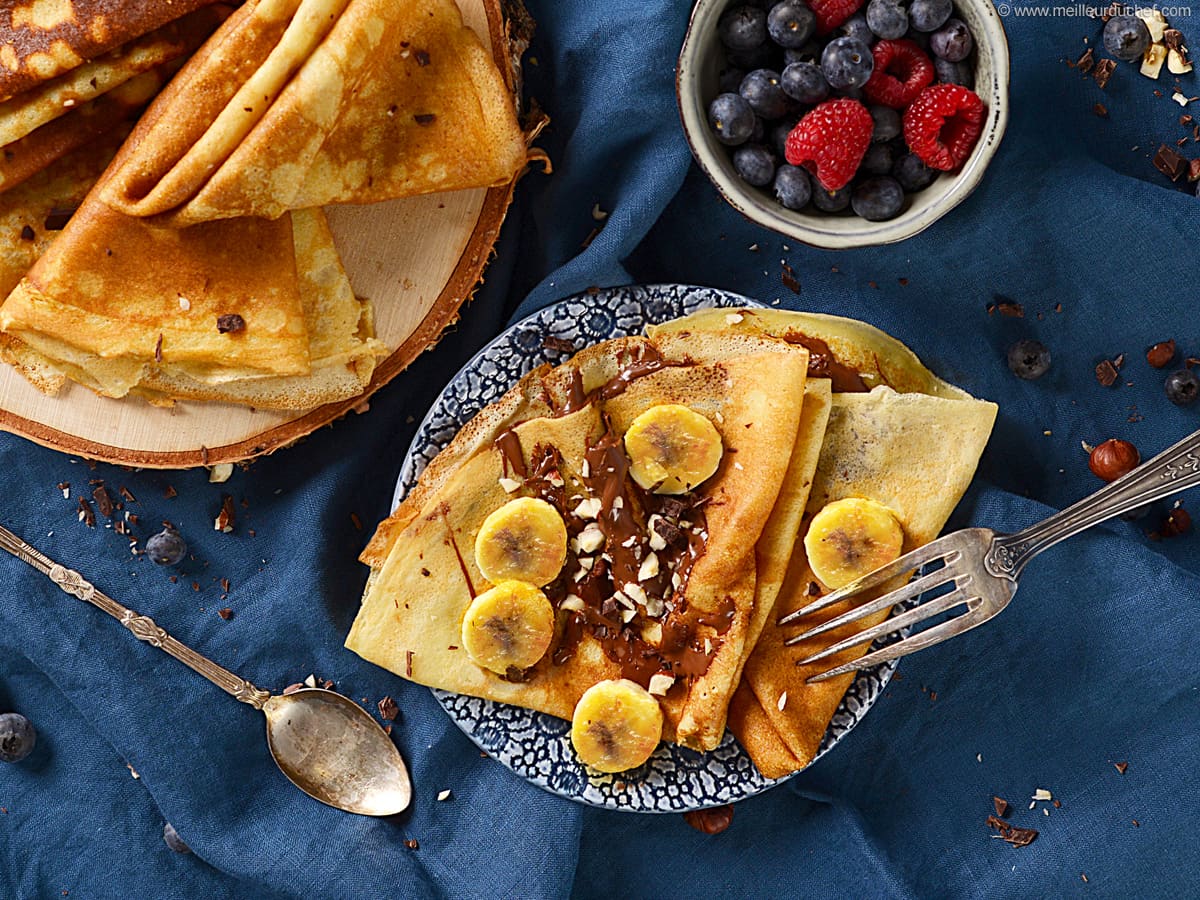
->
xmin=0 ymin=525 xmax=271 ymax=710
xmin=988 ymin=427 xmax=1200 ymax=578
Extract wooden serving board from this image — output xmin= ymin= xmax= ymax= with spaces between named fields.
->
xmin=0 ymin=0 xmax=529 ymax=469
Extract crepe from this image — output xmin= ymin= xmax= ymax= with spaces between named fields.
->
xmin=0 ymin=0 xmax=227 ymax=103
xmin=101 ymin=0 xmax=530 ymax=225
xmin=650 ymin=310 xmax=997 ymax=779
xmin=347 ymin=330 xmax=814 ymax=751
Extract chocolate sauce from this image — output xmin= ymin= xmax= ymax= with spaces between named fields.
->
xmin=550 ymin=368 xmax=589 ymax=416
xmin=782 ymin=332 xmax=870 ymax=393
xmin=596 ymin=343 xmax=686 ymax=401
xmin=696 ymin=596 xmax=736 ymax=635
xmin=493 ymin=429 xmax=526 ymax=479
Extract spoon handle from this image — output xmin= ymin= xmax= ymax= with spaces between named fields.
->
xmin=0 ymin=524 xmax=271 ymax=710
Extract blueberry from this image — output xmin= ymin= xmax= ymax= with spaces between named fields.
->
xmin=851 ymin=176 xmax=905 ymax=220
xmin=821 ymin=36 xmax=874 ymax=90
xmin=718 ymin=65 xmax=747 ymax=94
xmin=0 ymin=713 xmax=36 ymax=763
xmin=719 ymin=5 xmax=769 ymax=52
xmin=733 ymin=144 xmax=777 ymax=186
xmin=1103 ymin=15 xmax=1151 ymax=62
xmin=750 ymin=116 xmax=766 ymax=143
xmin=163 ymin=823 xmax=192 ymax=854
xmin=909 ymin=0 xmax=953 ymax=33
xmin=893 ymin=152 xmax=938 ymax=191
xmin=860 ymin=143 xmax=895 ymax=176
xmin=1007 ymin=339 xmax=1052 ymax=380
xmin=934 ymin=56 xmax=974 ymax=87
xmin=767 ymin=1 xmax=816 ymax=48
xmin=869 ymin=104 xmax=902 ymax=142
xmin=930 ymin=18 xmax=973 ymax=62
xmin=832 ymin=84 xmax=864 ymax=101
xmin=781 ymin=60 xmax=829 ymax=103
xmin=785 ymin=40 xmax=823 ymax=65
xmin=866 ymin=0 xmax=908 ymax=40
xmin=771 ymin=118 xmax=799 ymax=158
xmin=147 ymin=527 xmax=187 ymax=566
xmin=727 ymin=42 xmax=778 ymax=72
xmin=773 ymin=164 xmax=812 ymax=209
xmin=740 ymin=69 xmax=791 ymax=118
xmin=1165 ymin=369 xmax=1200 ymax=405
xmin=836 ymin=13 xmax=874 ymax=46
xmin=812 ymin=185 xmax=851 ymax=212
xmin=708 ymin=93 xmax=756 ymax=145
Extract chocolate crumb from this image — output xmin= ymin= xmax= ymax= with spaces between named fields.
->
xmin=405 ymin=650 xmax=414 ymax=677
xmin=163 ymin=485 xmax=178 ymax=499
xmin=154 ymin=334 xmax=163 ymax=363
xmin=92 ymin=485 xmax=113 ymax=517
xmin=404 ymin=839 xmax=419 ymax=850
xmin=993 ymin=796 xmax=1010 ymax=817
xmin=1095 ymin=359 xmax=1120 ymax=387
xmin=216 ymin=314 xmax=245 ymax=334
xmin=214 ymin=494 xmax=235 ymax=533
xmin=1188 ymin=159 xmax=1200 ymax=182
xmin=1153 ymin=144 xmax=1187 ymax=181
xmin=1093 ymin=103 xmax=1108 ymax=118
xmin=218 ymin=607 xmax=233 ymax=620
xmin=220 ymin=577 xmax=231 ymax=593
xmin=986 ymin=815 xmax=1039 ymax=848
xmin=420 ymin=567 xmax=431 ymax=577
xmin=1093 ymin=58 xmax=1116 ymax=89
xmin=283 ymin=683 xmax=304 ymax=695
xmin=1114 ymin=761 xmax=1129 ymax=775
xmin=1158 ymin=507 xmax=1191 ymax=538
xmin=377 ymin=696 xmax=399 ymax=721
xmin=43 ymin=206 xmax=76 ymax=231
xmin=413 ymin=113 xmax=436 ymax=126
xmin=1164 ymin=28 xmax=1185 ymax=52
xmin=652 ymin=517 xmax=684 ymax=546
xmin=77 ymin=497 xmax=95 ymax=527
xmin=684 ymin=804 xmax=734 ymax=835
xmin=350 ymin=512 xmax=363 ymax=531
xmin=992 ymin=297 xmax=1024 ymax=317
xmin=1076 ymin=47 xmax=1095 ymax=73
xmin=781 ymin=263 xmax=800 ymax=294
xmin=414 ymin=49 xmax=431 ymax=66
xmin=118 ymin=486 xmax=136 ymax=503
xmin=19 ymin=224 xmax=34 ymax=241
xmin=1053 ymin=799 xmax=1062 ymax=809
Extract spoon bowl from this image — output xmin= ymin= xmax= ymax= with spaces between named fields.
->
xmin=263 ymin=689 xmax=411 ymax=817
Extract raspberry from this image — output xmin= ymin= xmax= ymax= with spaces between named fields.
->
xmin=810 ymin=0 xmax=864 ymax=35
xmin=902 ymin=83 xmax=984 ymax=171
xmin=863 ymin=40 xmax=934 ymax=108
xmin=784 ymin=98 xmax=874 ymax=191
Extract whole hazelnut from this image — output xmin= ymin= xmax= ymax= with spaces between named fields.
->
xmin=683 ymin=804 xmax=734 ymax=834
xmin=1088 ymin=439 xmax=1140 ymax=482
xmin=1146 ymin=340 xmax=1176 ymax=369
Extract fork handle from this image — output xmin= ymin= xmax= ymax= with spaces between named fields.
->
xmin=986 ymin=426 xmax=1200 ymax=578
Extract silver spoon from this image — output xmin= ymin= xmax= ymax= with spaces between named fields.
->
xmin=0 ymin=524 xmax=411 ymax=816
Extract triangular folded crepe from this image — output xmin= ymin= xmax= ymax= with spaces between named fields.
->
xmin=347 ymin=331 xmax=813 ymax=751
xmin=101 ymin=0 xmax=529 ymax=225
xmin=0 ymin=0 xmax=226 ymax=102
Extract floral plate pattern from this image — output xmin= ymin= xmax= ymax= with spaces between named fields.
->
xmin=393 ymin=284 xmax=910 ymax=812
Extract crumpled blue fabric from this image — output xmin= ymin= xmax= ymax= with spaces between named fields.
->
xmin=2 ymin=1 xmax=1198 ymax=896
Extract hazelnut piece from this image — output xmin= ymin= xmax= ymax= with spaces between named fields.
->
xmin=1088 ymin=439 xmax=1140 ymax=482
xmin=1146 ymin=340 xmax=1176 ymax=369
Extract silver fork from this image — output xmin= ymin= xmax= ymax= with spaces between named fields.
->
xmin=779 ymin=426 xmax=1200 ymax=683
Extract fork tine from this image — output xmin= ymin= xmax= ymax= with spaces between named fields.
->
xmin=777 ymin=540 xmax=959 ymax=626
xmin=794 ymin=587 xmax=973 ymax=668
xmin=782 ymin=568 xmax=968 ymax=647
xmin=805 ymin=601 xmax=988 ymax=683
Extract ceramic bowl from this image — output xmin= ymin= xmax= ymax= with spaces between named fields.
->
xmin=676 ymin=0 xmax=1010 ymax=249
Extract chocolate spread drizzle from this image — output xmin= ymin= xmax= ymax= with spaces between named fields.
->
xmin=782 ymin=332 xmax=870 ymax=393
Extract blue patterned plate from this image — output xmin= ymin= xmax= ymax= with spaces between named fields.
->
xmin=393 ymin=284 xmax=905 ymax=812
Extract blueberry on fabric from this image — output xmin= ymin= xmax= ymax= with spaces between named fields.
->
xmin=892 ymin=152 xmax=938 ymax=191
xmin=767 ymin=1 xmax=817 ymax=48
xmin=869 ymin=104 xmax=902 ymax=141
xmin=930 ymin=18 xmax=973 ymax=62
xmin=163 ymin=823 xmax=192 ymax=854
xmin=821 ymin=36 xmax=875 ymax=89
xmin=860 ymin=143 xmax=895 ymax=176
xmin=733 ymin=144 xmax=777 ymax=186
xmin=908 ymin=0 xmax=953 ymax=33
xmin=740 ymin=69 xmax=792 ymax=118
xmin=1007 ymin=340 xmax=1052 ymax=380
xmin=719 ymin=4 xmax=769 ymax=52
xmin=851 ymin=176 xmax=905 ymax=219
xmin=1165 ymin=369 xmax=1200 ymax=405
xmin=1102 ymin=15 xmax=1151 ymax=62
xmin=708 ymin=93 xmax=756 ymax=145
xmin=147 ymin=527 xmax=187 ymax=566
xmin=865 ymin=0 xmax=908 ymax=40
xmin=781 ymin=60 xmax=830 ymax=103
xmin=812 ymin=184 xmax=852 ymax=212
xmin=774 ymin=164 xmax=813 ymax=209
xmin=0 ymin=713 xmax=36 ymax=763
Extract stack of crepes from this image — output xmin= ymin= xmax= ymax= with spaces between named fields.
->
xmin=346 ymin=308 xmax=998 ymax=776
xmin=0 ymin=0 xmax=530 ymax=409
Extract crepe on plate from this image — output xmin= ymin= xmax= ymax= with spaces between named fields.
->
xmin=347 ymin=329 xmax=816 ymax=752
xmin=101 ymin=0 xmax=529 ymax=225
xmin=650 ymin=309 xmax=997 ymax=778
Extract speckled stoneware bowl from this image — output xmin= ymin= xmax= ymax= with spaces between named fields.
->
xmin=677 ymin=0 xmax=1010 ymax=249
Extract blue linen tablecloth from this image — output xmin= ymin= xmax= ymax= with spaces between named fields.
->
xmin=2 ymin=1 xmax=1199 ymax=896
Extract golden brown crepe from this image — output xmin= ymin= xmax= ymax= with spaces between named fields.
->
xmin=347 ymin=330 xmax=814 ymax=752
xmin=101 ymin=0 xmax=529 ymax=225
xmin=0 ymin=0 xmax=227 ymax=102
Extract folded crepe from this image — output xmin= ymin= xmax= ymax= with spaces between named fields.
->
xmin=651 ymin=309 xmax=997 ymax=778
xmin=0 ymin=0 xmax=227 ymax=102
xmin=347 ymin=330 xmax=814 ymax=751
xmin=0 ymin=7 xmax=229 ymax=196
xmin=101 ymin=0 xmax=529 ymax=226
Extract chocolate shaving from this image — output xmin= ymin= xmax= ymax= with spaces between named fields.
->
xmin=377 ymin=696 xmax=399 ymax=721
xmin=1093 ymin=103 xmax=1108 ymax=118
xmin=92 ymin=485 xmax=113 ymax=518
xmin=77 ymin=497 xmax=95 ymax=527
xmin=216 ymin=314 xmax=245 ymax=334
xmin=414 ymin=49 xmax=430 ymax=66
xmin=1095 ymin=359 xmax=1120 ymax=387
xmin=118 ymin=486 xmax=136 ymax=503
xmin=995 ymin=300 xmax=1024 ymax=318
xmin=154 ymin=334 xmax=163 ymax=363
xmin=19 ymin=224 xmax=34 ymax=241
xmin=413 ymin=113 xmax=436 ymax=126
xmin=986 ymin=815 xmax=1039 ymax=848
xmin=163 ymin=485 xmax=178 ymax=499
xmin=43 ymin=206 xmax=76 ymax=231
xmin=993 ymin=796 xmax=1010 ymax=817
xmin=1153 ymin=144 xmax=1187 ymax=181
xmin=541 ymin=335 xmax=577 ymax=354
xmin=652 ymin=517 xmax=684 ymax=546
xmin=220 ymin=577 xmax=231 ymax=593
xmin=1164 ymin=29 xmax=1185 ymax=52
xmin=1188 ymin=159 xmax=1200 ymax=182
xmin=215 ymin=494 xmax=235 ymax=533
xmin=781 ymin=263 xmax=800 ymax=294
xmin=1114 ymin=761 xmax=1129 ymax=774
xmin=1076 ymin=48 xmax=1094 ymax=73
xmin=350 ymin=512 xmax=363 ymax=531
xmin=405 ymin=650 xmax=414 ymax=677
xmin=1093 ymin=58 xmax=1116 ymax=89
xmin=404 ymin=839 xmax=419 ymax=850
xmin=217 ymin=608 xmax=233 ymax=620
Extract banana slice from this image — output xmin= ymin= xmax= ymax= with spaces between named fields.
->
xmin=623 ymin=404 xmax=723 ymax=495
xmin=474 ymin=497 xmax=567 ymax=586
xmin=804 ymin=497 xmax=904 ymax=590
xmin=461 ymin=581 xmax=555 ymax=674
xmin=570 ymin=679 xmax=664 ymax=773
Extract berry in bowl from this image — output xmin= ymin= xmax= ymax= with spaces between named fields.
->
xmin=677 ymin=0 xmax=1009 ymax=248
